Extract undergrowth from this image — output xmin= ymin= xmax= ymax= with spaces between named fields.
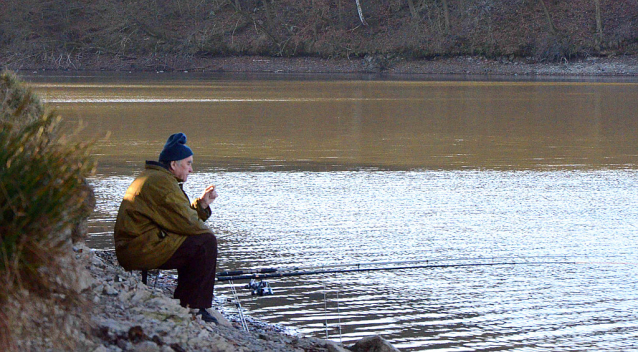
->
xmin=0 ymin=71 xmax=95 ymax=350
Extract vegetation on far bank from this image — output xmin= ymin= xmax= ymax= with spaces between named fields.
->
xmin=1 ymin=0 xmax=637 ymax=71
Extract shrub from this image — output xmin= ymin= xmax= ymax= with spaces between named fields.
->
xmin=0 ymin=71 xmax=95 ymax=349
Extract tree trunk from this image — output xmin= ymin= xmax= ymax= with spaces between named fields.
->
xmin=407 ymin=0 xmax=419 ymax=20
xmin=338 ymin=0 xmax=344 ymax=28
xmin=594 ymin=0 xmax=603 ymax=46
xmin=355 ymin=0 xmax=368 ymax=26
xmin=538 ymin=0 xmax=556 ymax=34
xmin=263 ymin=0 xmax=274 ymax=28
xmin=441 ymin=0 xmax=450 ymax=34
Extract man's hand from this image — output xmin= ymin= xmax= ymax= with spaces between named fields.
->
xmin=199 ymin=185 xmax=218 ymax=208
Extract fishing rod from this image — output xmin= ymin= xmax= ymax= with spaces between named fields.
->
xmin=217 ymin=256 xmax=576 ymax=295
xmin=218 ymin=255 xmax=570 ymax=278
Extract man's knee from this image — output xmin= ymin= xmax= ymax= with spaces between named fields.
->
xmin=197 ymin=232 xmax=217 ymax=254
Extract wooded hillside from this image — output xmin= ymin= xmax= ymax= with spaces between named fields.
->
xmin=1 ymin=0 xmax=636 ymax=70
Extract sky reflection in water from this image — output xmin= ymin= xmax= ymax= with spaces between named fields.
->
xmin=89 ymin=170 xmax=638 ymax=351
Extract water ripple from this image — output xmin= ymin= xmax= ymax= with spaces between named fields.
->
xmin=89 ymin=170 xmax=638 ymax=351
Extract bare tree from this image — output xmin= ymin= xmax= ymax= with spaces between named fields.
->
xmin=263 ymin=0 xmax=274 ymax=29
xmin=355 ymin=0 xmax=368 ymax=26
xmin=409 ymin=0 xmax=450 ymax=33
xmin=538 ymin=0 xmax=557 ymax=34
xmin=593 ymin=0 xmax=603 ymax=46
xmin=441 ymin=0 xmax=450 ymax=34
xmin=407 ymin=0 xmax=419 ymax=20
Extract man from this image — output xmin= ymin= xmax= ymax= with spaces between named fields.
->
xmin=114 ymin=132 xmax=219 ymax=323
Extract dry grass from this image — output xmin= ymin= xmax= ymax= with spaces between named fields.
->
xmin=0 ymin=71 xmax=96 ymax=350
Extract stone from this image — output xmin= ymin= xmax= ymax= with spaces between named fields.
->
xmin=128 ymin=325 xmax=146 ymax=343
xmin=116 ymin=338 xmax=133 ymax=350
xmin=350 ymin=335 xmax=399 ymax=352
xmin=133 ymin=341 xmax=161 ymax=352
xmin=119 ymin=290 xmax=136 ymax=302
xmin=208 ymin=309 xmax=233 ymax=327
xmin=326 ymin=340 xmax=350 ymax=352
xmin=92 ymin=256 xmax=105 ymax=268
xmin=103 ymin=284 xmax=119 ymax=296
xmin=92 ymin=345 xmax=110 ymax=352
xmin=169 ymin=343 xmax=187 ymax=352
xmin=131 ymin=289 xmax=152 ymax=304
xmin=96 ymin=318 xmax=131 ymax=341
xmin=74 ymin=269 xmax=95 ymax=293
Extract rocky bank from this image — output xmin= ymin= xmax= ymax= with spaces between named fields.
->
xmin=7 ymin=54 xmax=638 ymax=77
xmin=210 ymin=55 xmax=638 ymax=77
xmin=43 ymin=242 xmax=399 ymax=352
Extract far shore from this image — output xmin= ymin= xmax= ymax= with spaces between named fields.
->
xmin=4 ymin=54 xmax=638 ymax=78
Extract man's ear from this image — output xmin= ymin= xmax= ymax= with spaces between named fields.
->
xmin=169 ymin=160 xmax=177 ymax=170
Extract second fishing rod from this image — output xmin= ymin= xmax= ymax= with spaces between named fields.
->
xmin=217 ymin=255 xmax=576 ymax=282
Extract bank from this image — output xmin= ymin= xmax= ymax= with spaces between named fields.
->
xmin=19 ymin=241 xmax=399 ymax=352
xmin=5 ymin=54 xmax=638 ymax=77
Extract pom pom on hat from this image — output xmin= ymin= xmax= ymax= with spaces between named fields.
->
xmin=159 ymin=132 xmax=193 ymax=162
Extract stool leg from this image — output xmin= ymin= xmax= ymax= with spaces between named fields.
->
xmin=142 ymin=270 xmax=148 ymax=285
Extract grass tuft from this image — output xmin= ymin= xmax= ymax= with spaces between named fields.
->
xmin=0 ymin=71 xmax=96 ymax=350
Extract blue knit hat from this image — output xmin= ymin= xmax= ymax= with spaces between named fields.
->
xmin=159 ymin=133 xmax=193 ymax=162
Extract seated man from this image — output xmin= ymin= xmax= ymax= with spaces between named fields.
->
xmin=114 ymin=132 xmax=219 ymax=323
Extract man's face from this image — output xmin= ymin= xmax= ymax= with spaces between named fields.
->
xmin=170 ymin=156 xmax=193 ymax=182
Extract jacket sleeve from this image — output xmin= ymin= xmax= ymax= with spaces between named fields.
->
xmin=192 ymin=197 xmax=212 ymax=221
xmin=144 ymin=178 xmax=212 ymax=236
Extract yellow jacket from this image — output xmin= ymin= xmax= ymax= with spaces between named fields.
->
xmin=114 ymin=161 xmax=212 ymax=271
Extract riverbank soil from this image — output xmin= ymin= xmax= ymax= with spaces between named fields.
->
xmin=6 ymin=54 xmax=638 ymax=77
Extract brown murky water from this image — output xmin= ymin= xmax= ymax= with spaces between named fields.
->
xmin=28 ymin=72 xmax=638 ymax=351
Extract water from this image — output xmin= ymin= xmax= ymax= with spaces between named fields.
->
xmin=27 ymin=72 xmax=638 ymax=351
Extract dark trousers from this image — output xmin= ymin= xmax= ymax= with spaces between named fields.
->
xmin=159 ymin=233 xmax=217 ymax=309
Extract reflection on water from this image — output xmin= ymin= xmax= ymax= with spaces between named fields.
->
xmin=30 ymin=73 xmax=638 ymax=174
xmin=89 ymin=170 xmax=638 ymax=351
xmin=26 ymin=73 xmax=638 ymax=351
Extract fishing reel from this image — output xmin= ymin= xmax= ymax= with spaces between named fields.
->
xmin=246 ymin=279 xmax=273 ymax=296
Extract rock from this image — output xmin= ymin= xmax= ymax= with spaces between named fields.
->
xmin=208 ymin=308 xmax=233 ymax=327
xmin=133 ymin=341 xmax=161 ymax=352
xmin=92 ymin=345 xmax=110 ymax=352
xmin=131 ymin=289 xmax=152 ymax=304
xmin=350 ymin=335 xmax=399 ymax=352
xmin=92 ymin=256 xmax=105 ymax=267
xmin=116 ymin=339 xmax=133 ymax=351
xmin=103 ymin=284 xmax=119 ymax=296
xmin=74 ymin=268 xmax=95 ymax=293
xmin=96 ymin=318 xmax=131 ymax=341
xmin=128 ymin=326 xmax=146 ymax=343
xmin=169 ymin=343 xmax=187 ymax=352
xmin=326 ymin=340 xmax=351 ymax=352
xmin=119 ymin=289 xmax=135 ymax=302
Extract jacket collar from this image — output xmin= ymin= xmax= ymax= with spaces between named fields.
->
xmin=145 ymin=160 xmax=183 ymax=184
xmin=145 ymin=160 xmax=169 ymax=170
